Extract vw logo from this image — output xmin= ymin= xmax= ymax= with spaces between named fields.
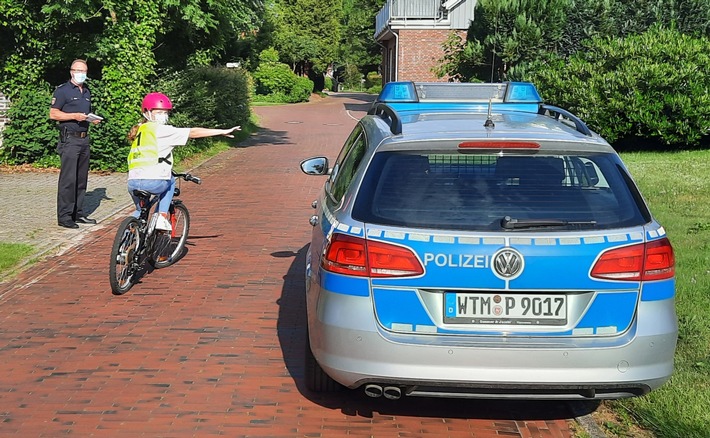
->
xmin=492 ymin=248 xmax=524 ymax=280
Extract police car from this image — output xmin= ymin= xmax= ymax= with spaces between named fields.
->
xmin=299 ymin=81 xmax=677 ymax=400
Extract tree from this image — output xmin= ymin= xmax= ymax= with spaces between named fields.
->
xmin=154 ymin=0 xmax=264 ymax=69
xmin=338 ymin=0 xmax=384 ymax=72
xmin=466 ymin=0 xmax=570 ymax=82
xmin=272 ymin=0 xmax=342 ymax=75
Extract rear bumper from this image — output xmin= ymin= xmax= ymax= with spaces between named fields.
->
xmin=309 ymin=291 xmax=678 ymax=400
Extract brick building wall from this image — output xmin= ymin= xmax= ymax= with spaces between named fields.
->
xmin=397 ymin=29 xmax=466 ymax=82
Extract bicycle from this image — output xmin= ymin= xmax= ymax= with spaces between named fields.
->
xmin=109 ymin=171 xmax=201 ymax=295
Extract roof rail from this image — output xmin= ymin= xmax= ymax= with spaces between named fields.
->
xmin=368 ymin=103 xmax=402 ymax=135
xmin=537 ymin=104 xmax=593 ymax=137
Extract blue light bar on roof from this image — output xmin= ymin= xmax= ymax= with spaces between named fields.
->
xmin=377 ymin=81 xmax=418 ymax=103
xmin=506 ymin=82 xmax=542 ymax=103
xmin=376 ymin=81 xmax=542 ymax=105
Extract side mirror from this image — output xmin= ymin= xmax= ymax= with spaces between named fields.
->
xmin=300 ymin=157 xmax=330 ymax=175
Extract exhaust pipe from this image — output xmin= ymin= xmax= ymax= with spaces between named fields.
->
xmin=364 ymin=384 xmax=383 ymax=398
xmin=383 ymin=386 xmax=402 ymax=400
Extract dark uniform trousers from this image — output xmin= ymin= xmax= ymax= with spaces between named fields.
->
xmin=57 ymin=134 xmax=91 ymax=222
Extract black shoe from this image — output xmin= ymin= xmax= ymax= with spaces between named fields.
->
xmin=58 ymin=221 xmax=79 ymax=229
xmin=75 ymin=216 xmax=97 ymax=224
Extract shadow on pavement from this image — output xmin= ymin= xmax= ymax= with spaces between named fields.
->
xmin=275 ymin=244 xmax=600 ymax=421
xmin=239 ymin=127 xmax=291 ymax=148
xmin=344 ymin=102 xmax=374 ymax=113
xmin=83 ymin=187 xmax=112 ymax=216
xmin=328 ymin=92 xmax=377 ymax=105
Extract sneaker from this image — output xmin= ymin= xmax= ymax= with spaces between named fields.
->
xmin=155 ymin=214 xmax=172 ymax=232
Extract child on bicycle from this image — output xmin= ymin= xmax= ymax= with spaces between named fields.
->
xmin=126 ymin=92 xmax=240 ymax=231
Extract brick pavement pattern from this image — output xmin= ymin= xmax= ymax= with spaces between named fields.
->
xmin=0 ymin=93 xmax=579 ymax=437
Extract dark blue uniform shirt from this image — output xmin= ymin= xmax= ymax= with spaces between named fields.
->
xmin=51 ymin=80 xmax=91 ymax=133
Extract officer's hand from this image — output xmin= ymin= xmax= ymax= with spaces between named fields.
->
xmin=91 ymin=119 xmax=101 ymax=125
xmin=76 ymin=113 xmax=88 ymax=122
xmin=222 ymin=126 xmax=241 ymax=138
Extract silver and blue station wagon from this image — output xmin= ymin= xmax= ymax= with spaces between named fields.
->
xmin=300 ymin=82 xmax=677 ymax=400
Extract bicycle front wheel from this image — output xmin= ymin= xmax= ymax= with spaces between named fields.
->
xmin=151 ymin=202 xmax=190 ymax=268
xmin=109 ymin=217 xmax=141 ymax=295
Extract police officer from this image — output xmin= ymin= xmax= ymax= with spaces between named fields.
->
xmin=49 ymin=59 xmax=101 ymax=229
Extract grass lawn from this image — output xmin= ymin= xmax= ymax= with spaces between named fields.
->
xmin=0 ymin=242 xmax=35 ymax=277
xmin=607 ymin=150 xmax=710 ymax=438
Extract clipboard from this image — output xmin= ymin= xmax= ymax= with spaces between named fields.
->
xmin=86 ymin=113 xmax=103 ymax=122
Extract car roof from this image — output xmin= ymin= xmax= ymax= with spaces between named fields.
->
xmin=365 ymin=82 xmax=615 ymax=153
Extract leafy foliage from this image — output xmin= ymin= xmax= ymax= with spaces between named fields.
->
xmin=0 ymin=0 xmax=259 ymax=170
xmin=365 ymin=71 xmax=381 ymax=89
xmin=155 ymin=0 xmax=264 ymax=70
xmin=272 ymin=0 xmax=342 ymax=75
xmin=528 ymin=26 xmax=710 ymax=148
xmin=338 ymin=0 xmax=384 ymax=71
xmin=433 ymin=32 xmax=483 ymax=82
xmin=160 ymin=66 xmax=252 ymax=129
xmin=252 ymin=49 xmax=314 ymax=103
xmin=434 ymin=0 xmax=710 ymax=149
xmin=0 ymin=85 xmax=56 ymax=164
xmin=464 ymin=0 xmax=570 ymax=81
xmin=342 ymin=63 xmax=364 ymax=89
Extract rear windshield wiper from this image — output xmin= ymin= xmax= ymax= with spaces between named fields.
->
xmin=500 ymin=216 xmax=597 ymax=230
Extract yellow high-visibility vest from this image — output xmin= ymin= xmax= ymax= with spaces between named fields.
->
xmin=127 ymin=123 xmax=159 ymax=170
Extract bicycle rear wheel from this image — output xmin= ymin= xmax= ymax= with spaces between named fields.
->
xmin=151 ymin=202 xmax=190 ymax=268
xmin=109 ymin=217 xmax=141 ymax=295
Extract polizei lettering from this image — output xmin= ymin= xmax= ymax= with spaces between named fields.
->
xmin=423 ymin=253 xmax=490 ymax=269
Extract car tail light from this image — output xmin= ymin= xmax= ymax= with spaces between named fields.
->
xmin=591 ymin=238 xmax=675 ymax=281
xmin=322 ymin=234 xmax=424 ymax=278
xmin=458 ymin=141 xmax=540 ymax=149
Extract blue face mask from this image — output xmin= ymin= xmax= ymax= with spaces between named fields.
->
xmin=72 ymin=73 xmax=87 ymax=84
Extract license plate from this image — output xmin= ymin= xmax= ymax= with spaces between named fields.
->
xmin=444 ymin=292 xmax=567 ymax=325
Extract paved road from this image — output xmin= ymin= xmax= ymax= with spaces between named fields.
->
xmin=0 ymin=93 xmax=591 ymax=437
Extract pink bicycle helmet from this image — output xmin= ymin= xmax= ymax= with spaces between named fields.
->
xmin=141 ymin=92 xmax=173 ymax=112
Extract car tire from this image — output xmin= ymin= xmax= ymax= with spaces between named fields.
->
xmin=304 ymin=334 xmax=342 ymax=393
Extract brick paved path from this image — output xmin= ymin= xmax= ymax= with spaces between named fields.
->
xmin=0 ymin=93 xmax=584 ymax=437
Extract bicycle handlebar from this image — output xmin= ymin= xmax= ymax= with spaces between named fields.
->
xmin=172 ymin=171 xmax=202 ymax=185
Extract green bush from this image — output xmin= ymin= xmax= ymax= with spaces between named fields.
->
xmin=150 ymin=66 xmax=251 ymax=167
xmin=0 ymin=80 xmax=138 ymax=171
xmin=0 ymin=84 xmax=57 ymax=165
xmin=528 ymin=26 xmax=710 ymax=148
xmin=87 ymin=78 xmax=147 ymax=171
xmin=324 ymin=77 xmax=333 ymax=92
xmin=157 ymin=66 xmax=251 ymax=129
xmin=291 ymin=76 xmax=314 ymax=102
xmin=251 ymin=49 xmax=313 ymax=103
xmin=253 ymin=62 xmax=300 ymax=96
xmin=366 ymin=84 xmax=383 ymax=95
xmin=365 ymin=71 xmax=381 ymax=89
xmin=0 ymin=65 xmax=251 ymax=171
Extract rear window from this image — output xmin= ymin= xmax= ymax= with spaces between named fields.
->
xmin=352 ymin=151 xmax=650 ymax=231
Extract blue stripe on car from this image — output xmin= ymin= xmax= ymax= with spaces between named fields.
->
xmin=321 ymin=271 xmax=370 ymax=297
xmin=641 ymin=279 xmax=675 ymax=301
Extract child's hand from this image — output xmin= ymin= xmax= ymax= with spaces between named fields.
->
xmin=223 ymin=126 xmax=241 ymax=138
